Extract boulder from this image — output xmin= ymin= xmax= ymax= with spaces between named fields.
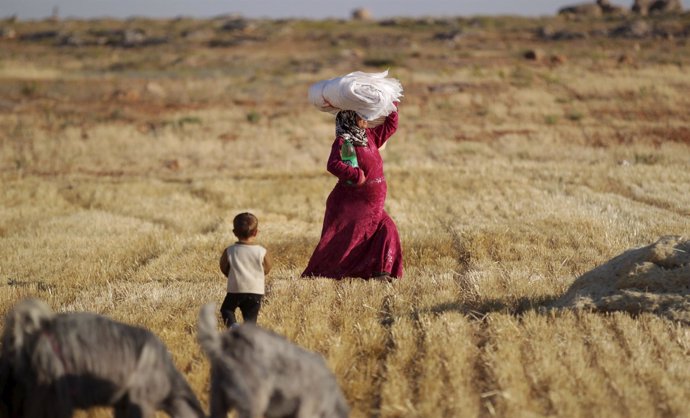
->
xmin=617 ymin=53 xmax=635 ymax=65
xmin=351 ymin=8 xmax=373 ymax=21
xmin=19 ymin=30 xmax=62 ymax=42
xmin=123 ymin=29 xmax=168 ymax=47
xmin=524 ymin=49 xmax=545 ymax=61
xmin=433 ymin=30 xmax=464 ymax=43
xmin=220 ymin=16 xmax=255 ymax=32
xmin=538 ymin=25 xmax=589 ymax=40
xmin=599 ymin=0 xmax=630 ymax=15
xmin=57 ymin=33 xmax=87 ymax=47
xmin=632 ymin=0 xmax=651 ymax=15
xmin=0 ymin=27 xmax=16 ymax=39
xmin=649 ymin=0 xmax=683 ymax=14
xmin=558 ymin=2 xmax=603 ymax=17
xmin=550 ymin=54 xmax=568 ymax=65
xmin=181 ymin=28 xmax=215 ymax=42
xmin=610 ymin=20 xmax=652 ymax=38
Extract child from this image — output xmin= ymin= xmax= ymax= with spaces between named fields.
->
xmin=218 ymin=212 xmax=271 ymax=328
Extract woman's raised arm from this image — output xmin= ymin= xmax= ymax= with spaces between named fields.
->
xmin=367 ymin=105 xmax=398 ymax=149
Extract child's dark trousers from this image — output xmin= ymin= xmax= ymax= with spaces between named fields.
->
xmin=220 ymin=292 xmax=263 ymax=327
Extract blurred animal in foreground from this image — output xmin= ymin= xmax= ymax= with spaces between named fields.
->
xmin=197 ymin=303 xmax=350 ymax=418
xmin=0 ymin=298 xmax=205 ymax=418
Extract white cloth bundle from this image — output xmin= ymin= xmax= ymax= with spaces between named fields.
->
xmin=308 ymin=70 xmax=403 ymax=125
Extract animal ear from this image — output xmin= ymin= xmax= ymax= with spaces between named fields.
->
xmin=12 ymin=310 xmax=33 ymax=353
xmin=10 ymin=299 xmax=53 ymax=353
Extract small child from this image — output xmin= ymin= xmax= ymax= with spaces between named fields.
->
xmin=218 ymin=212 xmax=271 ymax=328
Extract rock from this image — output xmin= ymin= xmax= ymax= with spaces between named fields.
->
xmin=550 ymin=235 xmax=690 ymax=324
xmin=110 ymin=89 xmax=140 ymax=102
xmin=538 ymin=26 xmax=589 ymax=40
xmin=351 ymin=8 xmax=373 ymax=21
xmin=524 ymin=49 xmax=545 ymax=61
xmin=0 ymin=27 xmax=16 ymax=39
xmin=123 ymin=30 xmax=168 ymax=47
xmin=649 ymin=0 xmax=683 ymax=14
xmin=653 ymin=21 xmax=685 ymax=39
xmin=57 ymin=33 xmax=87 ymax=47
xmin=145 ymin=82 xmax=167 ymax=98
xmin=81 ymin=28 xmax=168 ymax=48
xmin=550 ymin=54 xmax=568 ymax=65
xmin=122 ymin=28 xmax=146 ymax=46
xmin=208 ymin=35 xmax=263 ymax=48
xmin=432 ymin=30 xmax=464 ymax=42
xmin=163 ymin=159 xmax=180 ymax=170
xmin=379 ymin=18 xmax=405 ymax=27
xmin=339 ymin=48 xmax=364 ymax=59
xmin=426 ymin=82 xmax=476 ymax=94
xmin=611 ymin=20 xmax=651 ymax=38
xmin=220 ymin=16 xmax=255 ymax=32
xmin=19 ymin=30 xmax=62 ymax=42
xmin=632 ymin=0 xmax=651 ymax=15
xmin=181 ymin=28 xmax=215 ymax=42
xmin=600 ymin=2 xmax=630 ymax=15
xmin=558 ymin=2 xmax=603 ymax=17
xmin=617 ymin=53 xmax=635 ymax=65
xmin=539 ymin=25 xmax=556 ymax=39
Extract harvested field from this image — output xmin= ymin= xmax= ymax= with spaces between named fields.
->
xmin=1 ymin=13 xmax=689 ymax=418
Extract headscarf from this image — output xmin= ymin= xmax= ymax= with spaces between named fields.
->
xmin=335 ymin=110 xmax=368 ymax=147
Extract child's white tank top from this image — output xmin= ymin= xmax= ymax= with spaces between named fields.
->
xmin=225 ymin=243 xmax=266 ymax=294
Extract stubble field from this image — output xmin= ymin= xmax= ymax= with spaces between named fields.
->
xmin=1 ymin=14 xmax=689 ymax=418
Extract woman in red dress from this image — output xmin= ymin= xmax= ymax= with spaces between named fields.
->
xmin=302 ymin=106 xmax=403 ymax=280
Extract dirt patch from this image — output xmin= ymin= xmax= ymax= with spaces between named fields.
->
xmin=551 ymin=235 xmax=690 ymax=324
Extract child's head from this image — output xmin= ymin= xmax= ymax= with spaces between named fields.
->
xmin=233 ymin=212 xmax=258 ymax=240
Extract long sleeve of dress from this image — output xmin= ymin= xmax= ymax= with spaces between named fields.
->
xmin=327 ymin=137 xmax=363 ymax=183
xmin=366 ymin=109 xmax=398 ymax=149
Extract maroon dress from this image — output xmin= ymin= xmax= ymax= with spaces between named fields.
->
xmin=302 ymin=111 xmax=403 ymax=279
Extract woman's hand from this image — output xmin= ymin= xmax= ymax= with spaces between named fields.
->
xmin=356 ymin=168 xmax=367 ymax=186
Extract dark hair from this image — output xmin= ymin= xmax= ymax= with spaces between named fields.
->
xmin=232 ymin=212 xmax=258 ymax=239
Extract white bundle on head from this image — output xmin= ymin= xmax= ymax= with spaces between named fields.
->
xmin=308 ymin=70 xmax=403 ymax=126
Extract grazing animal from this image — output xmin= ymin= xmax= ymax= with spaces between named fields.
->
xmin=0 ymin=298 xmax=205 ymax=418
xmin=197 ymin=303 xmax=350 ymax=418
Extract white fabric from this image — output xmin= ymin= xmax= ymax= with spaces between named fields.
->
xmin=225 ymin=243 xmax=266 ymax=295
xmin=308 ymin=70 xmax=403 ymax=125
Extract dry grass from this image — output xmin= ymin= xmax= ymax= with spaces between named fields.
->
xmin=1 ymin=15 xmax=689 ymax=418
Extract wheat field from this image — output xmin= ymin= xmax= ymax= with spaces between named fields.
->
xmin=1 ymin=15 xmax=689 ymax=418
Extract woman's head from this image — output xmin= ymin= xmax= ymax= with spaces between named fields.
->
xmin=233 ymin=212 xmax=258 ymax=240
xmin=336 ymin=110 xmax=368 ymax=128
xmin=336 ymin=110 xmax=368 ymax=146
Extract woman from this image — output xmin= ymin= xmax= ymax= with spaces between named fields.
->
xmin=302 ymin=105 xmax=403 ymax=280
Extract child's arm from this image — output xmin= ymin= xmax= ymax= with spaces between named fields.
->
xmin=219 ymin=248 xmax=230 ymax=277
xmin=263 ymin=251 xmax=272 ymax=275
